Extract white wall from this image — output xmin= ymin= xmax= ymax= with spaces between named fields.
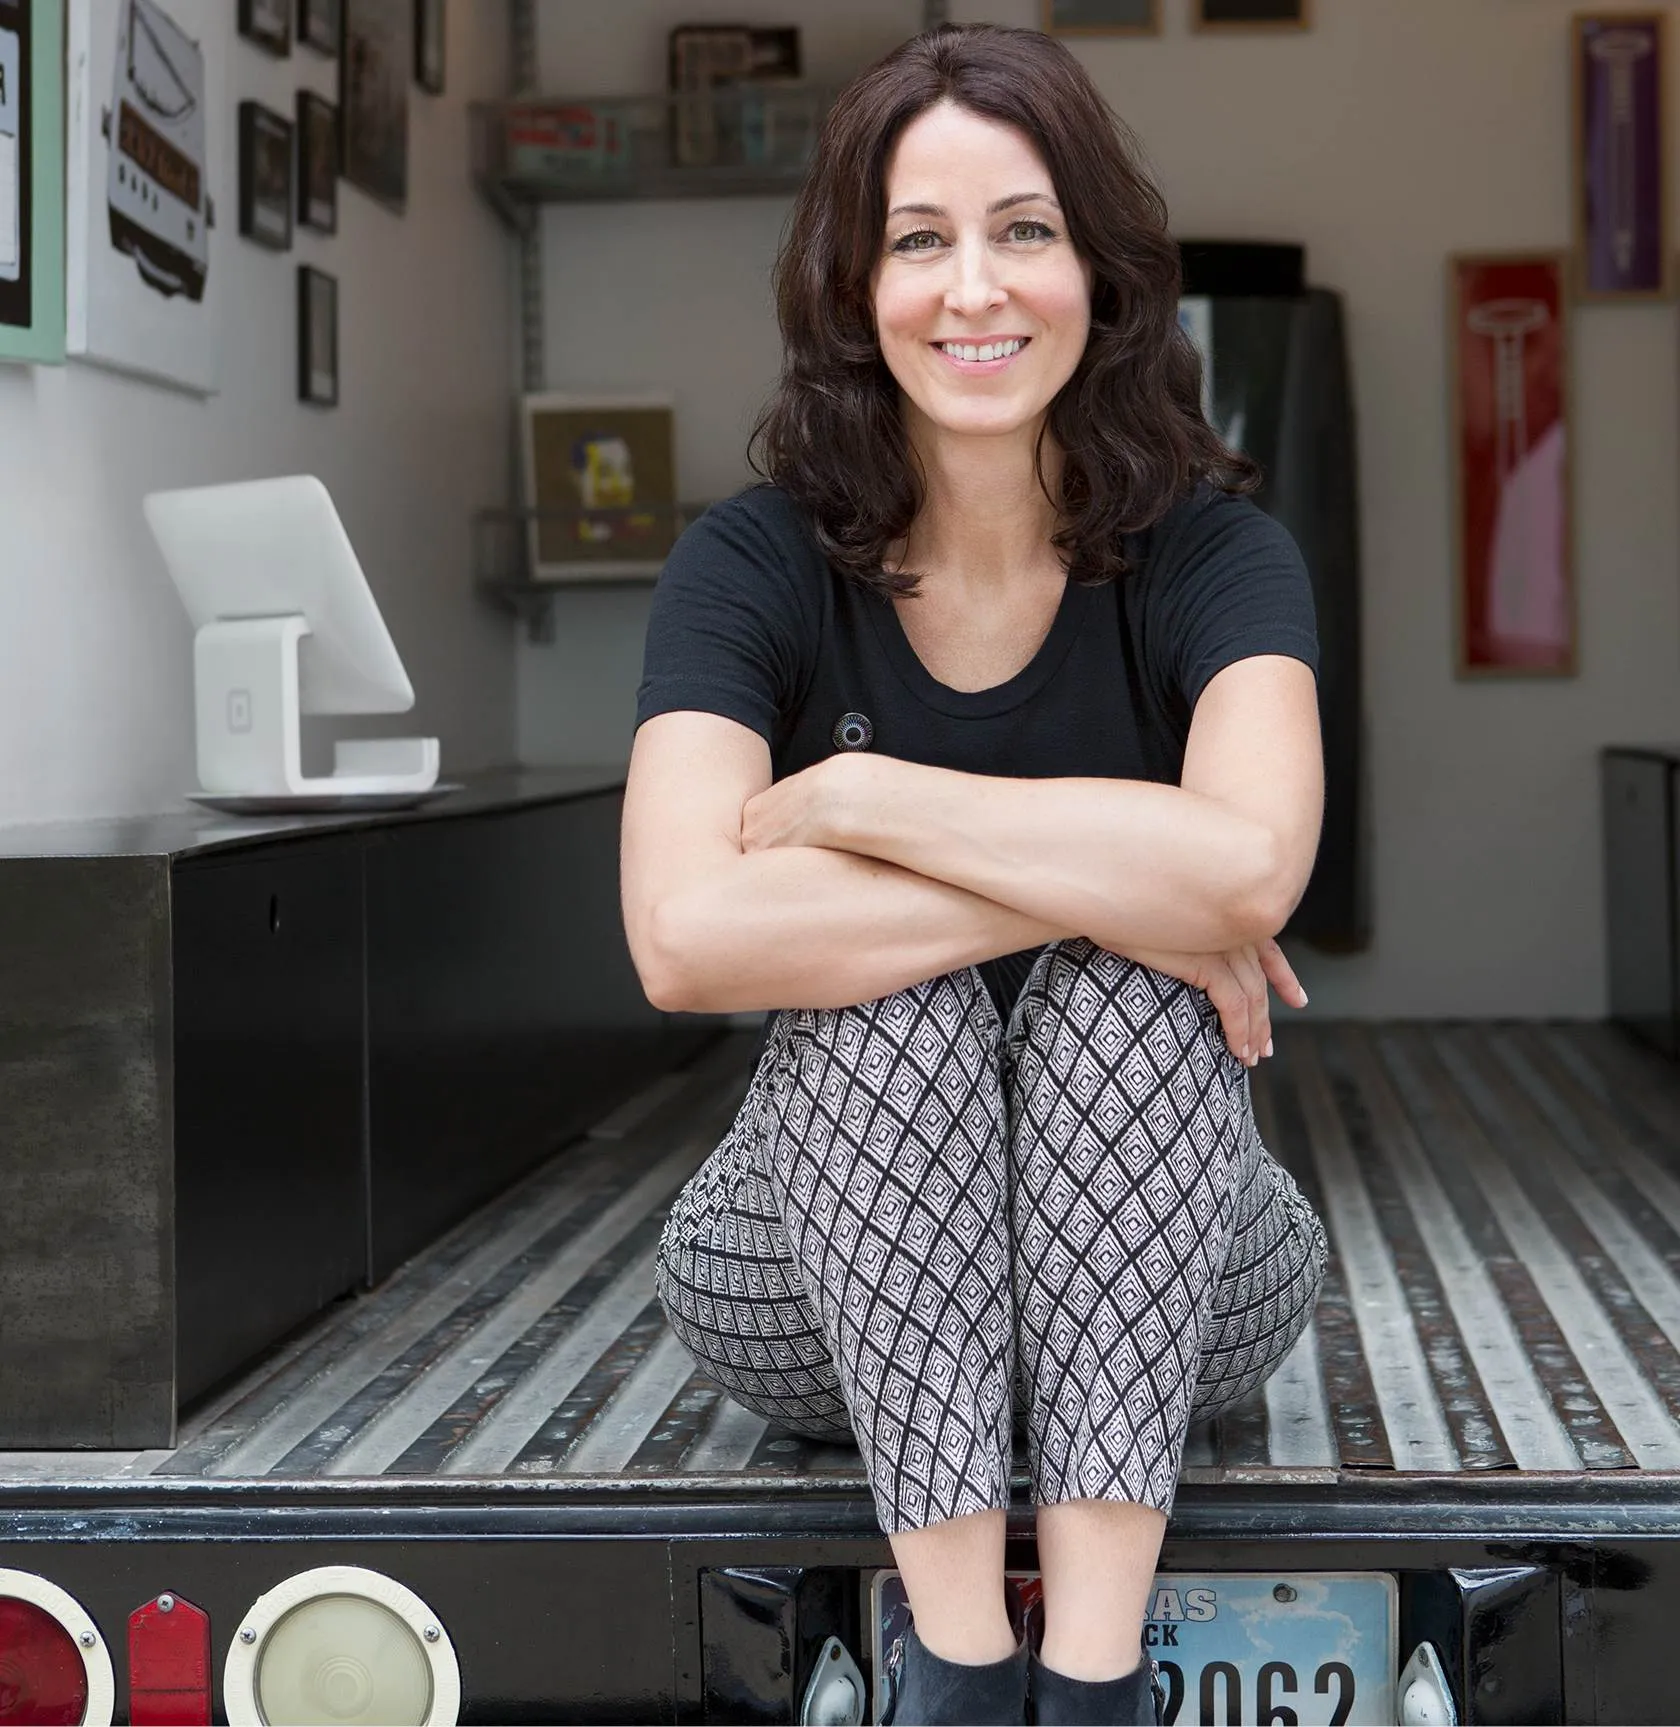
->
xmin=0 ymin=4 xmax=517 ymax=825
xmin=519 ymin=0 xmax=1680 ymax=1020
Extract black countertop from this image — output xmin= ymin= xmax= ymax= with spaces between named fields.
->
xmin=0 ymin=766 xmax=628 ymax=861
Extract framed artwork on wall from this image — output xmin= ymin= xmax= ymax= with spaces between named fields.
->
xmin=298 ymin=0 xmax=338 ymax=56
xmin=518 ymin=391 xmax=678 ymax=582
xmin=1040 ymin=1 xmax=1159 ymax=37
xmin=238 ymin=0 xmax=291 ymax=57
xmin=1193 ymin=0 xmax=1310 ymax=28
xmin=1449 ymin=253 xmax=1575 ymax=678
xmin=65 ymin=0 xmax=220 ymax=392
xmin=415 ymin=0 xmax=444 ymax=94
xmin=341 ymin=0 xmax=410 ymax=212
xmin=297 ymin=91 xmax=338 ymax=234
xmin=297 ymin=264 xmax=337 ymax=405
xmin=238 ymin=101 xmax=293 ymax=251
xmin=0 ymin=0 xmax=65 ymax=365
xmin=1571 ymin=12 xmax=1669 ymax=300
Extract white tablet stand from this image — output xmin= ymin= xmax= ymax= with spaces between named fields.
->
xmin=195 ymin=617 xmax=439 ymax=798
xmin=144 ymin=475 xmax=440 ymax=803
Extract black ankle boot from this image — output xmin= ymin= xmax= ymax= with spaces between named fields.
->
xmin=883 ymin=1625 xmax=1029 ymax=1726
xmin=1028 ymin=1650 xmax=1165 ymax=1726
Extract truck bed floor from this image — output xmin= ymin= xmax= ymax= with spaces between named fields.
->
xmin=9 ymin=1020 xmax=1680 ymax=1493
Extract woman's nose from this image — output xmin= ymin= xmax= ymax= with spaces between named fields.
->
xmin=943 ymin=238 xmax=1007 ymax=317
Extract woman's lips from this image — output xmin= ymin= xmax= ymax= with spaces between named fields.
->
xmin=930 ymin=337 xmax=1031 ymax=374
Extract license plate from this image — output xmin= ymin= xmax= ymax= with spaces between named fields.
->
xmin=869 ymin=1569 xmax=1397 ymax=1725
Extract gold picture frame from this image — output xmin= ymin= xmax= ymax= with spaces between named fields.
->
xmin=1040 ymin=1 xmax=1160 ymax=39
xmin=518 ymin=391 xmax=679 ymax=583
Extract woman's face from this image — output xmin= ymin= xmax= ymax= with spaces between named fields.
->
xmin=872 ymin=102 xmax=1092 ymax=445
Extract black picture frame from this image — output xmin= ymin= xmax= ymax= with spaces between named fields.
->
xmin=238 ymin=101 xmax=294 ymax=252
xmin=298 ymin=0 xmax=339 ymax=56
xmin=238 ymin=0 xmax=292 ymax=57
xmin=415 ymin=0 xmax=445 ymax=95
xmin=1192 ymin=0 xmax=1310 ymax=27
xmin=296 ymin=92 xmax=339 ymax=235
xmin=341 ymin=0 xmax=410 ymax=212
xmin=298 ymin=266 xmax=339 ymax=406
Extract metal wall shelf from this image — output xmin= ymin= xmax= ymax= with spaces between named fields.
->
xmin=469 ymin=86 xmax=834 ymax=233
xmin=474 ymin=503 xmax=716 ymax=642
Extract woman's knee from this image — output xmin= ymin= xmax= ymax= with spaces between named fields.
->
xmin=1009 ymin=938 xmax=1238 ymax=1129
xmin=770 ymin=964 xmax=1005 ymax=1203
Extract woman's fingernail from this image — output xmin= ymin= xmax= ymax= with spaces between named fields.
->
xmin=1241 ymin=1046 xmax=1251 ymax=1065
xmin=1300 ymin=990 xmax=1310 ymax=1006
xmin=1264 ymin=1038 xmax=1274 ymax=1059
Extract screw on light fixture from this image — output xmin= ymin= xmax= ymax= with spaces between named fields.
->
xmin=157 ymin=1595 xmax=175 ymax=1613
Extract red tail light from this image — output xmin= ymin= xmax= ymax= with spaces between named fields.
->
xmin=0 ymin=1596 xmax=89 ymax=1727
xmin=129 ymin=1594 xmax=211 ymax=1727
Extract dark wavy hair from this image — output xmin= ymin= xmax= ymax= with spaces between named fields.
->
xmin=748 ymin=22 xmax=1258 ymax=598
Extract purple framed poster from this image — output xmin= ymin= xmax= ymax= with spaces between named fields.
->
xmin=1572 ymin=12 xmax=1671 ymax=300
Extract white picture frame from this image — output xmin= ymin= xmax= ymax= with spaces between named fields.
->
xmin=66 ymin=0 xmax=224 ymax=395
xmin=517 ymin=389 xmax=679 ymax=583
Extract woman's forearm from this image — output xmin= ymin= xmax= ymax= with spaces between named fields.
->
xmin=648 ymin=843 xmax=1071 ymax=1014
xmin=824 ymin=757 xmax=1283 ymax=954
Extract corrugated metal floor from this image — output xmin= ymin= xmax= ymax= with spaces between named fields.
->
xmin=12 ymin=1019 xmax=1680 ymax=1489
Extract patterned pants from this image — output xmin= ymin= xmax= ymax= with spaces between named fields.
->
xmin=655 ymin=938 xmax=1329 ymax=1536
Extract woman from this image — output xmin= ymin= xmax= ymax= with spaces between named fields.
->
xmin=622 ymin=23 xmax=1329 ymax=1727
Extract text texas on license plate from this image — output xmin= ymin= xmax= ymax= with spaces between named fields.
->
xmin=870 ymin=1570 xmax=1397 ymax=1726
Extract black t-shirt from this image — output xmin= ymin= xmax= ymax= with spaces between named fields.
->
xmin=634 ymin=480 xmax=1318 ymax=1015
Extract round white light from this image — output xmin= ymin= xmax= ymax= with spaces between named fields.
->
xmin=0 ymin=1567 xmax=115 ymax=1727
xmin=223 ymin=1567 xmax=459 ymax=1727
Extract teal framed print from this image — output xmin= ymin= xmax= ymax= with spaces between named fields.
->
xmin=0 ymin=0 xmax=65 ymax=364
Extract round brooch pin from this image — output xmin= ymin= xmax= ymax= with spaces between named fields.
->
xmin=831 ymin=712 xmax=875 ymax=752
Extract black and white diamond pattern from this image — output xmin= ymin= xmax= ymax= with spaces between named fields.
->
xmin=655 ymin=939 xmax=1326 ymax=1534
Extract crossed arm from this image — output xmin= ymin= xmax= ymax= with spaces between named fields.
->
xmin=621 ymin=654 xmax=1324 ymax=1060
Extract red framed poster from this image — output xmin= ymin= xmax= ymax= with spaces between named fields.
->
xmin=1449 ymin=253 xmax=1575 ymax=677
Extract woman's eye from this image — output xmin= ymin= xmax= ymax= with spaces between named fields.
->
xmin=1007 ymin=219 xmax=1055 ymax=243
xmin=891 ymin=229 xmax=942 ymax=253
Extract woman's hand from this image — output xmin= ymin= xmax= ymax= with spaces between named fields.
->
xmin=1121 ymin=938 xmax=1307 ymax=1068
xmin=741 ymin=758 xmax=839 ymax=854
xmin=740 ymin=754 xmax=876 ymax=855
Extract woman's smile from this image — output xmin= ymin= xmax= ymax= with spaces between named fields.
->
xmin=931 ymin=335 xmax=1033 ymax=373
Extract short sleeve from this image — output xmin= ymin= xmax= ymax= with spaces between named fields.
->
xmin=1147 ymin=487 xmax=1320 ymax=712
xmin=634 ymin=487 xmax=820 ymax=745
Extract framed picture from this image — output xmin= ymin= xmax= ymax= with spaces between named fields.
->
xmin=341 ymin=0 xmax=410 ymax=212
xmin=1040 ymin=0 xmax=1158 ymax=36
xmin=238 ymin=101 xmax=293 ymax=251
xmin=1449 ymin=254 xmax=1574 ymax=677
xmin=297 ymin=265 xmax=337 ymax=405
xmin=298 ymin=0 xmax=338 ymax=56
xmin=1193 ymin=0 xmax=1310 ymax=28
xmin=297 ymin=91 xmax=338 ymax=234
xmin=415 ymin=0 xmax=444 ymax=94
xmin=238 ymin=0 xmax=291 ymax=57
xmin=65 ymin=0 xmax=220 ymax=393
xmin=0 ymin=0 xmax=66 ymax=365
xmin=519 ymin=391 xmax=678 ymax=581
xmin=1571 ymin=12 xmax=1669 ymax=300
xmin=668 ymin=25 xmax=801 ymax=166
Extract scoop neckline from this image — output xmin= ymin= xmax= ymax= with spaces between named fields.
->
xmin=865 ymin=570 xmax=1096 ymax=719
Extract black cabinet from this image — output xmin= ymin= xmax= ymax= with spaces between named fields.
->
xmin=0 ymin=770 xmax=717 ymax=1446
xmin=1602 ymin=747 xmax=1680 ymax=1057
xmin=172 ymin=843 xmax=366 ymax=1402
xmin=365 ymin=794 xmax=674 ymax=1279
